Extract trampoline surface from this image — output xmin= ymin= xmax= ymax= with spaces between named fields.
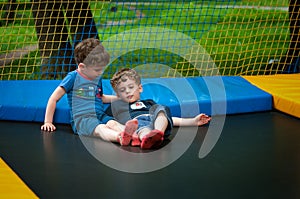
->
xmin=1 ymin=111 xmax=300 ymax=199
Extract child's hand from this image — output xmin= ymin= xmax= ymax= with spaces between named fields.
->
xmin=194 ymin=113 xmax=211 ymax=126
xmin=41 ymin=122 xmax=56 ymax=132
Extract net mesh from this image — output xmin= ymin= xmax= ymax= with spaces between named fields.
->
xmin=0 ymin=0 xmax=296 ymax=80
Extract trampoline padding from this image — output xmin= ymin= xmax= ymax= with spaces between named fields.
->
xmin=244 ymin=74 xmax=300 ymax=118
xmin=0 ymin=76 xmax=272 ymax=124
xmin=0 ymin=158 xmax=38 ymax=198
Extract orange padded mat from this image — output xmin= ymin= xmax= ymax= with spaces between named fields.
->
xmin=243 ymin=74 xmax=300 ymax=118
xmin=0 ymin=158 xmax=38 ymax=199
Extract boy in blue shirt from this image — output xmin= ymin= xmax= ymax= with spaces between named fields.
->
xmin=41 ymin=38 xmax=138 ymax=146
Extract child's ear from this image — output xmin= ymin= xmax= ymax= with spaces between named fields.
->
xmin=139 ymin=84 xmax=143 ymax=92
xmin=78 ymin=63 xmax=85 ymax=69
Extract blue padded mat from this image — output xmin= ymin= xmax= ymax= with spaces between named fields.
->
xmin=0 ymin=76 xmax=272 ymax=124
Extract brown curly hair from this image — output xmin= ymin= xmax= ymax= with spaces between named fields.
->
xmin=110 ymin=68 xmax=141 ymax=91
xmin=74 ymin=38 xmax=110 ymax=67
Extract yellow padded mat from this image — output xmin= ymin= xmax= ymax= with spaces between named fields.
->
xmin=0 ymin=158 xmax=38 ymax=199
xmin=243 ymin=74 xmax=300 ymax=118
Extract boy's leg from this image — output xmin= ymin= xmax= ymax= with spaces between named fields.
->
xmin=93 ymin=124 xmax=120 ymax=142
xmin=153 ymin=111 xmax=168 ymax=133
xmin=93 ymin=119 xmax=138 ymax=146
xmin=106 ymin=120 xmax=125 ymax=132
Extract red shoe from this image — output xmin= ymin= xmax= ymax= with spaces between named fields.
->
xmin=141 ymin=130 xmax=164 ymax=149
xmin=131 ymin=133 xmax=141 ymax=146
xmin=118 ymin=119 xmax=138 ymax=146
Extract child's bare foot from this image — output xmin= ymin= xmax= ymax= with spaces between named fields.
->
xmin=118 ymin=119 xmax=138 ymax=146
xmin=141 ymin=130 xmax=164 ymax=149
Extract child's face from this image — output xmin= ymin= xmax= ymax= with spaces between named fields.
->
xmin=79 ymin=64 xmax=104 ymax=80
xmin=115 ymin=77 xmax=142 ymax=103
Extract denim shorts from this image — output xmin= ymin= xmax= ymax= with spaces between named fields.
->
xmin=134 ymin=105 xmax=173 ymax=137
xmin=72 ymin=113 xmax=113 ymax=136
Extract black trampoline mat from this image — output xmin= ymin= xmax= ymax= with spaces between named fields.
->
xmin=1 ymin=111 xmax=300 ymax=199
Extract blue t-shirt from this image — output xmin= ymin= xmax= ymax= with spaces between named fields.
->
xmin=59 ymin=70 xmax=112 ymax=134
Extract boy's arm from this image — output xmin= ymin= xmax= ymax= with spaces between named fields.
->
xmin=102 ymin=94 xmax=119 ymax=103
xmin=41 ymin=86 xmax=66 ymax=131
xmin=172 ymin=113 xmax=211 ymax=126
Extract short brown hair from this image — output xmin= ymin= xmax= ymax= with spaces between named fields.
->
xmin=110 ymin=68 xmax=141 ymax=91
xmin=74 ymin=38 xmax=110 ymax=67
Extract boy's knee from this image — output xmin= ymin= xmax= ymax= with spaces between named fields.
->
xmin=157 ymin=110 xmax=167 ymax=116
xmin=93 ymin=123 xmax=106 ymax=136
xmin=107 ymin=120 xmax=117 ymax=128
